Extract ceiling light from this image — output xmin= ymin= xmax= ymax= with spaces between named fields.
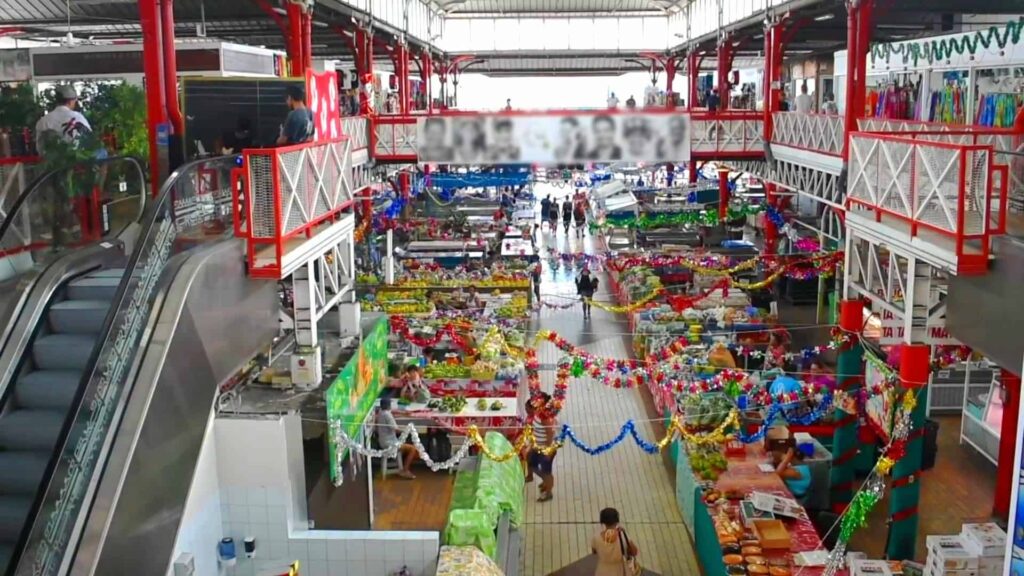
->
xmin=814 ymin=14 xmax=834 ymax=22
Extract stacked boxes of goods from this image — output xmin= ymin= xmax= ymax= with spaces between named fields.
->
xmin=959 ymin=523 xmax=1006 ymax=576
xmin=924 ymin=535 xmax=979 ymax=576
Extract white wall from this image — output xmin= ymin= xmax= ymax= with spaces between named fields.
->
xmin=205 ymin=415 xmax=439 ymax=576
xmin=166 ymin=413 xmax=224 ymax=576
xmin=455 ymin=72 xmax=658 ymax=111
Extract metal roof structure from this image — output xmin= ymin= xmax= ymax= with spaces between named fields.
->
xmin=0 ymin=0 xmax=1021 ymax=76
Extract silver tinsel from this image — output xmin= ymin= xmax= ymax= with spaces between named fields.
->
xmin=820 ymin=474 xmax=887 ymax=576
xmin=329 ymin=420 xmax=474 ymax=487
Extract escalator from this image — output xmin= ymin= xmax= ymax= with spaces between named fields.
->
xmin=0 ymin=155 xmax=280 ymax=576
xmin=0 ymin=158 xmax=147 ymax=572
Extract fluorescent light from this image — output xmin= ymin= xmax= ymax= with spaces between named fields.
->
xmin=814 ymin=13 xmax=834 ymax=22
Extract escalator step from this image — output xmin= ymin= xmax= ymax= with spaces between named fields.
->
xmin=32 ymin=334 xmax=97 ymax=371
xmin=0 ymin=497 xmax=32 ymax=542
xmin=67 ymin=276 xmax=122 ymax=301
xmin=0 ymin=411 xmax=65 ymax=452
xmin=87 ymin=268 xmax=125 ymax=278
xmin=48 ymin=300 xmax=111 ymax=334
xmin=0 ymin=453 xmax=50 ymax=494
xmin=14 ymin=371 xmax=81 ymax=411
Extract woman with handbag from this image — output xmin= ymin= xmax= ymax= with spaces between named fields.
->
xmin=592 ymin=508 xmax=641 ymax=576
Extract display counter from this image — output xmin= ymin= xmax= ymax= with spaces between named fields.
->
xmin=677 ymin=443 xmax=837 ymax=576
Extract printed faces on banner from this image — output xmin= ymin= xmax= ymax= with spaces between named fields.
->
xmin=306 ymin=70 xmax=341 ymax=142
xmin=416 ymin=112 xmax=691 ymax=165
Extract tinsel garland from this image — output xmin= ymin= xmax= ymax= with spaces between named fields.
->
xmin=594 ymin=204 xmax=765 ymax=231
xmin=585 ymin=287 xmax=665 ymax=313
xmin=871 ymin=18 xmax=1024 ymax=67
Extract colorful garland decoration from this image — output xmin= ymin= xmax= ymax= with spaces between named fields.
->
xmin=585 ymin=287 xmax=665 ymax=313
xmin=871 ymin=17 xmax=1024 ymax=67
xmin=594 ymin=204 xmax=766 ymax=231
xmin=389 ymin=316 xmax=478 ymax=354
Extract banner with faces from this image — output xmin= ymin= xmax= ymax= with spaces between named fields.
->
xmin=416 ymin=112 xmax=691 ymax=165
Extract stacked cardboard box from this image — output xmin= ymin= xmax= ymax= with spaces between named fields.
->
xmin=925 ymin=535 xmax=979 ymax=576
xmin=959 ymin=523 xmax=1006 ymax=576
xmin=851 ymin=559 xmax=895 ymax=576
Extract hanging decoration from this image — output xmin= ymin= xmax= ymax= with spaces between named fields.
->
xmin=822 ymin=474 xmax=888 ymax=576
xmin=389 ymin=316 xmax=478 ymax=354
xmin=870 ymin=18 xmax=1024 ymax=67
xmin=594 ymin=204 xmax=766 ymax=231
xmin=585 ymin=287 xmax=665 ymax=313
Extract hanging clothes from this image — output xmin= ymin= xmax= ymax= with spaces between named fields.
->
xmin=975 ymin=93 xmax=1024 ymax=127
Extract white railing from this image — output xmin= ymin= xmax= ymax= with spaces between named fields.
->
xmin=772 ymin=112 xmax=845 ymax=156
xmin=372 ymin=117 xmax=418 ymax=159
xmin=243 ymin=139 xmax=354 ymax=241
xmin=848 ymin=133 xmax=1003 ymax=240
xmin=690 ymin=113 xmax=764 ymax=155
xmin=341 ymin=116 xmax=369 ymax=150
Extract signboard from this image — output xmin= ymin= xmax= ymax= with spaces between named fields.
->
xmin=326 ymin=318 xmax=389 ymax=484
xmin=305 ymin=69 xmax=341 ymax=142
xmin=416 ymin=112 xmax=691 ymax=165
xmin=864 ymin=361 xmax=895 ymax=443
xmin=873 ymin=293 xmax=957 ymax=346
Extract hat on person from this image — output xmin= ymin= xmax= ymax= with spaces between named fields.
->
xmin=57 ymin=85 xmax=78 ymax=100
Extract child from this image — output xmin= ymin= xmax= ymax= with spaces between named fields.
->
xmin=400 ymin=365 xmax=429 ymax=403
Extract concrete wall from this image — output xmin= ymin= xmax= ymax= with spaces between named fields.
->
xmin=170 ymin=414 xmax=439 ymax=576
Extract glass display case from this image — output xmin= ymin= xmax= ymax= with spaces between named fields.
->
xmin=960 ymin=374 xmax=1005 ymax=465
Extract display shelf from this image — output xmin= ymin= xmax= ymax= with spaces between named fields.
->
xmin=959 ymin=373 xmax=1004 ymax=465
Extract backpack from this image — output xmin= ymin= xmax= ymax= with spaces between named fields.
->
xmin=426 ymin=430 xmax=452 ymax=462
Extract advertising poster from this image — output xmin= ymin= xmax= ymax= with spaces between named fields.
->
xmin=0 ymin=50 xmax=30 ymax=82
xmin=416 ymin=112 xmax=691 ymax=165
xmin=326 ymin=318 xmax=389 ymax=484
xmin=305 ymin=69 xmax=341 ymax=142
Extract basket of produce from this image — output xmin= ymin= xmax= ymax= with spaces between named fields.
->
xmin=681 ymin=392 xmax=736 ymax=431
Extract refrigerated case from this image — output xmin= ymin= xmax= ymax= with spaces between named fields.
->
xmin=960 ymin=373 xmax=1005 ymax=465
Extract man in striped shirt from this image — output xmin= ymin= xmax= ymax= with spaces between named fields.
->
xmin=526 ymin=392 xmax=559 ymax=502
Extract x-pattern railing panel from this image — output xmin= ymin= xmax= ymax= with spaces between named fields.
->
xmin=772 ymin=113 xmax=844 ymax=156
xmin=342 ymin=116 xmax=369 ymax=150
xmin=913 ymin=144 xmax=961 ymax=232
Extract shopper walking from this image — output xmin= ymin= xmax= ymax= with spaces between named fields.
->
xmin=795 ymin=83 xmax=814 ymax=114
xmin=573 ymin=201 xmax=587 ymax=239
xmin=540 ymin=195 xmax=553 ymax=228
xmin=576 ymin=268 xmax=599 ymax=319
xmin=561 ymin=199 xmax=573 ymax=234
xmin=527 ymin=392 xmax=558 ymax=502
xmin=530 ymin=260 xmax=542 ymax=304
xmin=548 ymin=198 xmax=560 ymax=231
xmin=592 ymin=508 xmax=640 ymax=576
xmin=35 ymin=85 xmax=92 ymax=156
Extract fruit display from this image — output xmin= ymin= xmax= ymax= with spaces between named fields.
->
xmin=470 ymin=360 xmax=498 ymax=381
xmin=489 ymin=400 xmax=504 ymax=411
xmin=689 ymin=444 xmax=729 ymax=481
xmin=375 ymin=301 xmax=435 ymax=315
xmin=682 ymin=392 xmax=735 ymax=429
xmin=427 ymin=395 xmax=468 ymax=413
xmin=496 ymin=295 xmax=529 ymax=318
xmin=475 ymin=398 xmax=490 ymax=411
xmin=376 ymin=289 xmax=427 ymax=302
xmin=424 ymin=362 xmax=472 ymax=379
xmin=356 ymin=273 xmax=380 ymax=285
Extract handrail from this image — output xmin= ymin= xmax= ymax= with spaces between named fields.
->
xmin=11 ymin=155 xmax=240 ymax=576
xmin=0 ymin=156 xmax=147 ymax=259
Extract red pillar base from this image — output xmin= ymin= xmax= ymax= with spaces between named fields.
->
xmin=995 ymin=369 xmax=1021 ymax=519
xmin=717 ymin=167 xmax=730 ymax=220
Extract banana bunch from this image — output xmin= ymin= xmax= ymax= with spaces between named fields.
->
xmin=424 ymin=363 xmax=471 ymax=379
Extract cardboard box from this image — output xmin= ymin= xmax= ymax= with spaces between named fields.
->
xmin=852 ymin=559 xmax=894 ymax=576
xmin=960 ymin=523 xmax=1007 ymax=558
xmin=923 ymin=558 xmax=977 ymax=576
xmin=927 ymin=535 xmax=980 ymax=571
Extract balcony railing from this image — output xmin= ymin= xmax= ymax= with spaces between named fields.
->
xmin=847 ymin=131 xmax=1007 ymax=272
xmin=341 ymin=116 xmax=369 ymax=150
xmin=690 ymin=112 xmax=765 ymax=156
xmin=772 ymin=112 xmax=845 ymax=156
xmin=234 ymin=139 xmax=356 ymax=278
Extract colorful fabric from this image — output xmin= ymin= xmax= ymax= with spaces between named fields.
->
xmin=444 ymin=509 xmax=497 ymax=558
xmin=435 ymin=545 xmax=504 ymax=576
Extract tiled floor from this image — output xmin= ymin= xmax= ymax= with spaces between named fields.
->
xmin=520 ymin=187 xmax=699 ymax=576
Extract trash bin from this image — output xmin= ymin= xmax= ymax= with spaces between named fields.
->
xmin=922 ymin=418 xmax=939 ymax=471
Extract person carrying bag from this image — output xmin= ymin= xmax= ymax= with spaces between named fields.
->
xmin=592 ymin=508 xmax=641 ymax=576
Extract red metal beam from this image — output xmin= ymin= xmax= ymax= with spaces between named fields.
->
xmin=251 ymin=0 xmax=289 ymax=39
xmin=286 ymin=2 xmax=304 ymax=76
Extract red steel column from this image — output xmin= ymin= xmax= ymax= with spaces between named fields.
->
xmin=665 ymin=57 xmax=677 ymax=109
xmin=764 ymin=182 xmax=778 ymax=255
xmin=159 ymin=0 xmax=182 ymax=136
xmin=357 ymin=29 xmax=374 ymax=115
xmin=687 ymin=51 xmax=700 ymax=111
xmin=854 ymin=1 xmax=874 ymax=121
xmin=140 ymin=0 xmax=166 ymax=197
xmin=716 ymin=37 xmax=733 ymax=112
xmin=995 ymin=369 xmax=1021 ymax=519
xmin=398 ymin=43 xmax=410 ymax=115
xmin=286 ymin=2 xmax=304 ymax=76
xmin=842 ymin=2 xmax=861 ymax=160
xmin=764 ymin=22 xmax=784 ymax=142
xmin=422 ymin=50 xmax=433 ymax=113
xmin=303 ymin=11 xmax=313 ymax=70
xmin=718 ymin=167 xmax=730 ymax=219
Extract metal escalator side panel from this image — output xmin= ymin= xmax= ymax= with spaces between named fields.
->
xmin=77 ymin=239 xmax=278 ymax=576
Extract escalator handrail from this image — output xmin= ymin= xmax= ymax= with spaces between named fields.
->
xmin=0 ymin=156 xmax=147 ymax=250
xmin=10 ymin=155 xmax=241 ymax=576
